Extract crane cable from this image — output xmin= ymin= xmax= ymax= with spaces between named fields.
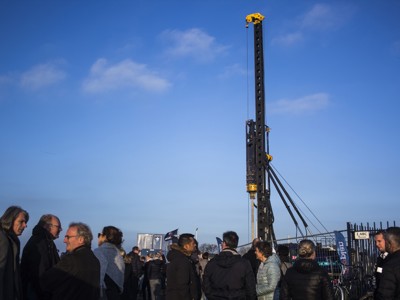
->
xmin=246 ymin=25 xmax=250 ymax=121
xmin=270 ymin=163 xmax=333 ymax=237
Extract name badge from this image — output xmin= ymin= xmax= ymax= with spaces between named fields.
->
xmin=377 ymin=267 xmax=383 ymax=273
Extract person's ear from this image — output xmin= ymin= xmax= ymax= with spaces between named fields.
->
xmin=386 ymin=240 xmax=391 ymax=252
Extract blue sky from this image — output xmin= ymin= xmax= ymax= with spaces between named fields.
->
xmin=1 ymin=0 xmax=399 ymax=252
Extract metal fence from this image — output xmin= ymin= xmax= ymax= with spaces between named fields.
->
xmin=346 ymin=221 xmax=397 ymax=275
xmin=237 ymin=221 xmax=398 ymax=299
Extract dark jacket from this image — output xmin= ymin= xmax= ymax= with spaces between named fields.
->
xmin=121 ymin=260 xmax=134 ymax=300
xmin=375 ymin=250 xmax=400 ymax=300
xmin=166 ymin=244 xmax=201 ymax=300
xmin=40 ymin=245 xmax=100 ymax=300
xmin=280 ymin=258 xmax=333 ymax=300
xmin=0 ymin=229 xmax=22 ymax=300
xmin=21 ymin=225 xmax=60 ymax=300
xmin=202 ymin=248 xmax=257 ymax=300
xmin=129 ymin=252 xmax=143 ymax=278
xmin=243 ymin=248 xmax=261 ymax=280
xmin=147 ymin=258 xmax=165 ymax=280
xmin=374 ymin=252 xmax=388 ymax=298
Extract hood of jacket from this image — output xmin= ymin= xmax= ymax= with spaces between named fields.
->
xmin=166 ymin=243 xmax=192 ymax=262
xmin=32 ymin=224 xmax=54 ymax=240
xmin=293 ymin=258 xmax=320 ymax=274
xmin=213 ymin=248 xmax=242 ymax=269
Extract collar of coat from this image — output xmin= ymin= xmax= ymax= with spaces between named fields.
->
xmin=221 ymin=248 xmax=240 ymax=255
xmin=170 ymin=243 xmax=193 ymax=256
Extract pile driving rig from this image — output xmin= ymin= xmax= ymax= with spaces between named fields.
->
xmin=245 ymin=13 xmax=309 ymax=244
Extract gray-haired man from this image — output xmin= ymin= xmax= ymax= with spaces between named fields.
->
xmin=41 ymin=222 xmax=100 ymax=300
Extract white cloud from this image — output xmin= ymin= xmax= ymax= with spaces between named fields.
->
xmin=271 ymin=32 xmax=304 ymax=47
xmin=82 ymin=58 xmax=171 ymax=93
xmin=20 ymin=62 xmax=66 ymax=89
xmin=0 ymin=74 xmax=13 ymax=85
xmin=270 ymin=93 xmax=330 ymax=115
xmin=391 ymin=40 xmax=400 ymax=56
xmin=272 ymin=3 xmax=354 ymax=47
xmin=217 ymin=63 xmax=247 ymax=79
xmin=301 ymin=4 xmax=336 ymax=30
xmin=160 ymin=28 xmax=228 ymax=62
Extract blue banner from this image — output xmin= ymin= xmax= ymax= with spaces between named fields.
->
xmin=216 ymin=237 xmax=223 ymax=253
xmin=334 ymin=231 xmax=350 ymax=268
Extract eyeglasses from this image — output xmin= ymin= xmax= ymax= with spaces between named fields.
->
xmin=64 ymin=235 xmax=78 ymax=240
xmin=48 ymin=223 xmax=62 ymax=231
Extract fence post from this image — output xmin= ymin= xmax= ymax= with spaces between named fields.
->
xmin=346 ymin=222 xmax=352 ymax=266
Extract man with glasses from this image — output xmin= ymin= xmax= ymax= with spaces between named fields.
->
xmin=40 ymin=222 xmax=100 ymax=300
xmin=21 ymin=214 xmax=62 ymax=300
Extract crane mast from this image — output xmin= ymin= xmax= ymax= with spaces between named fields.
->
xmin=246 ymin=13 xmax=275 ymax=243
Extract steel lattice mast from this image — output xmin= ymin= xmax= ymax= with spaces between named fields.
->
xmin=246 ymin=13 xmax=275 ymax=243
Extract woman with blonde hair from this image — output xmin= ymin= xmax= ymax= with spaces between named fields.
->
xmin=280 ymin=239 xmax=334 ymax=300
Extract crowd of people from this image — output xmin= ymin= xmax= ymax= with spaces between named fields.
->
xmin=1 ymin=205 xmax=400 ymax=300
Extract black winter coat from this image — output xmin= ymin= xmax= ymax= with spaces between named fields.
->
xmin=202 ymin=249 xmax=257 ymax=300
xmin=166 ymin=244 xmax=201 ymax=300
xmin=243 ymin=248 xmax=261 ymax=280
xmin=21 ymin=225 xmax=60 ymax=300
xmin=0 ymin=229 xmax=22 ymax=300
xmin=121 ymin=261 xmax=134 ymax=300
xmin=280 ymin=258 xmax=333 ymax=300
xmin=147 ymin=258 xmax=165 ymax=280
xmin=40 ymin=245 xmax=100 ymax=300
xmin=130 ymin=252 xmax=144 ymax=278
xmin=375 ymin=250 xmax=400 ymax=300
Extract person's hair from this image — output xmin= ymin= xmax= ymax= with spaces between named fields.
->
xmin=298 ymin=239 xmax=315 ymax=258
xmin=255 ymin=241 xmax=273 ymax=258
xmin=223 ymin=231 xmax=239 ymax=249
xmin=202 ymin=252 xmax=209 ymax=259
xmin=132 ymin=246 xmax=140 ymax=252
xmin=0 ymin=206 xmax=29 ymax=233
xmin=101 ymin=225 xmax=123 ymax=247
xmin=123 ymin=253 xmax=132 ymax=264
xmin=178 ymin=233 xmax=194 ymax=247
xmin=277 ymin=245 xmax=290 ymax=262
xmin=375 ymin=230 xmax=386 ymax=237
xmin=385 ymin=227 xmax=400 ymax=248
xmin=38 ymin=214 xmax=60 ymax=229
xmin=251 ymin=238 xmax=260 ymax=249
xmin=70 ymin=222 xmax=93 ymax=247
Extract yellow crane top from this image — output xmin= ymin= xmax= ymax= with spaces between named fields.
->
xmin=245 ymin=13 xmax=265 ymax=26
